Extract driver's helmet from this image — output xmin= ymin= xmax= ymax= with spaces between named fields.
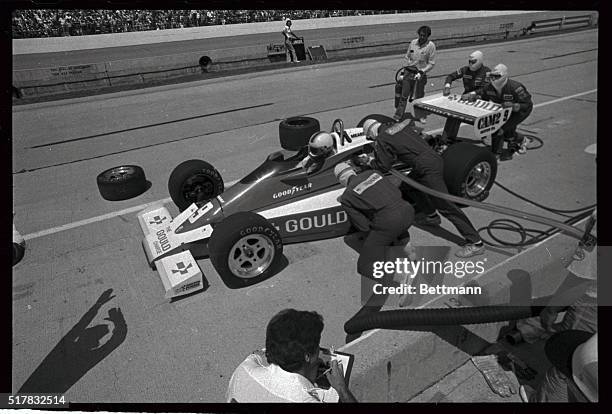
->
xmin=308 ymin=132 xmax=336 ymax=159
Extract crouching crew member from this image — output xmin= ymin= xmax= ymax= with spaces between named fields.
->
xmin=360 ymin=118 xmax=486 ymax=258
xmin=334 ymin=161 xmax=414 ymax=277
xmin=442 ymin=50 xmax=491 ymax=140
xmin=464 ymin=63 xmax=533 ymax=160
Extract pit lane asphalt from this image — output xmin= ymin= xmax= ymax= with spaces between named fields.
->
xmin=11 ymin=30 xmax=597 ymax=402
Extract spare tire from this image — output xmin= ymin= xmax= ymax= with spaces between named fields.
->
xmin=97 ymin=165 xmax=148 ymax=201
xmin=208 ymin=211 xmax=284 ymax=289
xmin=168 ymin=159 xmax=224 ymax=211
xmin=442 ymin=143 xmax=497 ymax=202
xmin=357 ymin=114 xmax=396 ymax=127
xmin=279 ymin=116 xmax=320 ymax=151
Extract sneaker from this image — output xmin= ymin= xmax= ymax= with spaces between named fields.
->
xmin=455 ymin=243 xmax=485 ymax=258
xmin=517 ymin=137 xmax=528 ymax=154
xmin=393 ymin=113 xmax=403 ymax=122
xmin=294 ymin=60 xmax=300 ymax=63
xmin=415 ymin=212 xmax=442 ymax=226
xmin=418 ymin=117 xmax=427 ymax=124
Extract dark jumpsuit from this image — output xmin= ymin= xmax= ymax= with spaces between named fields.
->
xmin=339 ymin=169 xmax=414 ymax=277
xmin=473 ymin=79 xmax=533 ymax=154
xmin=442 ymin=64 xmax=491 ymax=139
xmin=369 ymin=121 xmax=481 ymax=244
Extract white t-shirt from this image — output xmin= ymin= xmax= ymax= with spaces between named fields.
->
xmin=226 ymin=352 xmax=339 ymax=403
xmin=572 ymin=333 xmax=597 ymax=402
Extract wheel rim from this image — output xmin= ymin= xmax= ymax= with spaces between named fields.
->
xmin=227 ymin=234 xmax=275 ymax=279
xmin=464 ymin=161 xmax=492 ymax=198
xmin=181 ymin=173 xmax=216 ymax=204
xmin=103 ymin=166 xmax=135 ymax=181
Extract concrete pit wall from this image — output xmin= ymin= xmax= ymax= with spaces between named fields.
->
xmin=13 ymin=11 xmax=597 ymax=99
xmin=345 ymin=233 xmax=580 ymax=402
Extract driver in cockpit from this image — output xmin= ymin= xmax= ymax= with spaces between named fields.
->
xmin=297 ymin=131 xmax=337 ymax=174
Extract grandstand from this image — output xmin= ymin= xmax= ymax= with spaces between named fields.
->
xmin=12 ymin=10 xmax=417 ymax=38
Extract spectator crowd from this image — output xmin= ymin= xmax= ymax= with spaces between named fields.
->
xmin=12 ymin=9 xmax=417 ymax=39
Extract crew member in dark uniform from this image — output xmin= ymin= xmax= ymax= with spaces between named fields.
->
xmin=360 ymin=118 xmax=485 ymax=258
xmin=334 ymin=161 xmax=414 ymax=277
xmin=441 ymin=50 xmax=491 ymax=140
xmin=465 ymin=63 xmax=533 ymax=160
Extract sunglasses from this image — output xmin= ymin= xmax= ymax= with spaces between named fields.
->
xmin=468 ymin=59 xmax=477 ymax=64
xmin=488 ymin=73 xmax=503 ymax=79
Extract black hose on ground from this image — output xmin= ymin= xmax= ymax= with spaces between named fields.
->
xmin=344 ymin=304 xmax=547 ymax=335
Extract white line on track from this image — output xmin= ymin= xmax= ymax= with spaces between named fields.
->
xmin=23 ymin=89 xmax=596 ymax=241
xmin=338 ymin=215 xmax=589 ymax=351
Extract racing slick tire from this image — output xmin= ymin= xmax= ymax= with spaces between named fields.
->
xmin=442 ymin=143 xmax=497 ymax=202
xmin=279 ymin=116 xmax=320 ymax=151
xmin=168 ymin=160 xmax=224 ymax=211
xmin=357 ymin=114 xmax=396 ymax=127
xmin=208 ymin=212 xmax=284 ymax=289
xmin=97 ymin=165 xmax=148 ymax=201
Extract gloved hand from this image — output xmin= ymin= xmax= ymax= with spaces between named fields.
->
xmin=354 ymin=153 xmax=373 ymax=166
xmin=443 ymin=84 xmax=451 ymax=96
xmin=461 ymin=92 xmax=477 ymax=102
xmin=503 ymin=101 xmax=521 ymax=112
xmin=414 ymin=71 xmax=423 ymax=81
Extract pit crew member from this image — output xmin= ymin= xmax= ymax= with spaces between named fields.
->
xmin=441 ymin=50 xmax=491 ymax=139
xmin=360 ymin=119 xmax=485 ymax=258
xmin=464 ymin=63 xmax=533 ymax=160
xmin=298 ymin=132 xmax=337 ymax=174
xmin=394 ymin=25 xmax=436 ymax=123
xmin=334 ymin=161 xmax=414 ymax=277
xmin=282 ymin=19 xmax=300 ymax=63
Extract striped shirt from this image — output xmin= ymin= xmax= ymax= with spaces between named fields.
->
xmin=404 ymin=38 xmax=436 ymax=72
xmin=226 ymin=352 xmax=339 ymax=403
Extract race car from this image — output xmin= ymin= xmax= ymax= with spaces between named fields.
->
xmin=137 ymin=114 xmax=497 ymax=298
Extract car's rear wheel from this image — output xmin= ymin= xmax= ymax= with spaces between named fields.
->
xmin=208 ymin=212 xmax=284 ymax=289
xmin=168 ymin=160 xmax=224 ymax=211
xmin=442 ymin=143 xmax=497 ymax=202
xmin=279 ymin=116 xmax=320 ymax=151
xmin=357 ymin=114 xmax=396 ymax=128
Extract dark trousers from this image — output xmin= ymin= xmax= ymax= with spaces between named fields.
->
xmin=356 ymin=201 xmax=414 ymax=277
xmin=395 ymin=74 xmax=427 ymax=119
xmin=412 ymin=154 xmax=481 ymax=244
xmin=492 ymin=105 xmax=533 ymax=153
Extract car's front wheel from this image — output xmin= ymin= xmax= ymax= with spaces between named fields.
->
xmin=208 ymin=212 xmax=284 ymax=289
xmin=442 ymin=143 xmax=497 ymax=202
xmin=168 ymin=160 xmax=224 ymax=211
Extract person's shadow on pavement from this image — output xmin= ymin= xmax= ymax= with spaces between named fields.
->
xmin=18 ymin=288 xmax=127 ymax=393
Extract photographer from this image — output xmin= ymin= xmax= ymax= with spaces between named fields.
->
xmin=226 ymin=309 xmax=357 ymax=402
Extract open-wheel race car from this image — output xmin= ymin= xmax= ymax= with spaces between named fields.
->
xmin=137 ymin=114 xmax=497 ymax=298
